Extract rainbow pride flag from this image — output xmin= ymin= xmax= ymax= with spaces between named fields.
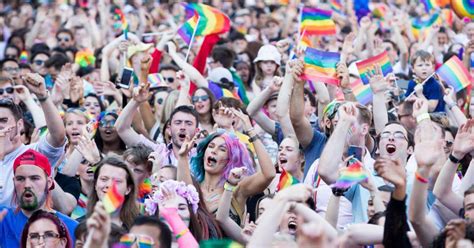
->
xmin=300 ymin=7 xmax=336 ymax=36
xmin=452 ymin=0 xmax=474 ymax=19
xmin=147 ymin=73 xmax=164 ymax=88
xmin=350 ymin=79 xmax=373 ymax=105
xmin=437 ymin=56 xmax=472 ymax=92
xmin=277 ymin=169 xmax=300 ymax=191
xmin=103 ymin=180 xmax=125 ymax=214
xmin=356 ymin=51 xmax=393 ymax=85
xmin=138 ymin=178 xmax=152 ymax=200
xmin=114 ymin=8 xmax=128 ymax=39
xmin=442 ymin=9 xmax=453 ymax=27
xmin=230 ymin=69 xmax=250 ymax=105
xmin=19 ymin=51 xmax=28 ymax=64
xmin=302 ymin=47 xmax=340 ymax=85
xmin=330 ymin=0 xmax=344 ymax=15
xmin=299 ymin=33 xmax=313 ymax=48
xmin=411 ymin=12 xmax=441 ymax=39
xmin=332 ymin=158 xmax=368 ymax=189
xmin=200 ymin=239 xmax=244 ymax=248
xmin=75 ymin=49 xmax=96 ymax=68
xmin=421 ymin=0 xmax=439 ymax=12
xmin=178 ymin=3 xmax=230 ymax=45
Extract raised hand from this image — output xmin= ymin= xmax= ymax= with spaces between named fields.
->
xmin=443 ymin=86 xmax=456 ymax=106
xmin=276 ymin=39 xmax=290 ymax=54
xmin=373 ymin=37 xmax=384 ymax=55
xmin=13 ymin=85 xmax=32 ymax=103
xmin=412 ymin=98 xmax=429 ymax=118
xmin=341 ymin=32 xmax=355 ymax=56
xmin=445 ymin=219 xmax=467 ymax=248
xmin=177 ymin=134 xmax=197 ymax=158
xmin=70 ymin=76 xmax=84 ymax=103
xmin=93 ymin=81 xmax=119 ymax=96
xmin=414 ymin=122 xmax=444 ymax=168
xmin=214 ymin=103 xmax=235 ymax=130
xmin=176 ymin=71 xmax=190 ymax=89
xmin=230 ymin=108 xmax=252 ymax=131
xmin=22 ymin=73 xmax=47 ymax=98
xmin=76 ymin=135 xmax=101 ymax=164
xmin=374 ymin=158 xmax=406 ymax=187
xmin=241 ymin=213 xmax=257 ymax=242
xmin=148 ymin=149 xmax=165 ymax=172
xmin=367 ymin=64 xmax=389 ymax=94
xmin=336 ymin=62 xmax=350 ymax=89
xmin=165 ymin=41 xmax=177 ymax=56
xmin=414 ymin=83 xmax=424 ymax=97
xmin=227 ymin=167 xmax=248 ymax=186
xmin=132 ymin=82 xmax=152 ymax=103
xmin=359 ymin=16 xmax=372 ymax=31
xmin=275 ymin=184 xmax=313 ymax=202
xmin=337 ymin=102 xmax=358 ymax=124
xmin=452 ymin=119 xmax=474 ymax=159
xmin=269 ymin=76 xmax=283 ymax=92
xmin=288 ymin=58 xmax=305 ymax=84
xmin=86 ymin=202 xmax=111 ymax=246
xmin=157 ymin=30 xmax=177 ymax=51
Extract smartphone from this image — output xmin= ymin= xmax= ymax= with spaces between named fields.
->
xmin=44 ymin=74 xmax=54 ymax=90
xmin=118 ymin=67 xmax=134 ymax=89
xmin=347 ymin=146 xmax=363 ymax=162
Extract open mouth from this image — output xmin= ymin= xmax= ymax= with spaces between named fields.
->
xmin=207 ymin=156 xmax=217 ymax=167
xmin=279 ymin=157 xmax=288 ymax=165
xmin=386 ymin=144 xmax=397 ymax=154
xmin=288 ymin=219 xmax=298 ymax=235
xmin=86 ymin=167 xmax=95 ymax=175
xmin=71 ymin=131 xmax=81 ymax=138
xmin=23 ymin=191 xmax=34 ymax=200
xmin=104 ymin=129 xmax=113 ymax=135
xmin=178 ymin=133 xmax=186 ymax=140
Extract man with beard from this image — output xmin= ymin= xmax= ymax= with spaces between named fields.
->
xmin=0 ymin=149 xmax=78 ymax=247
xmin=0 ymin=73 xmax=66 ymax=207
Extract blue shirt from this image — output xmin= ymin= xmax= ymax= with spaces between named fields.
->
xmin=0 ymin=207 xmax=78 ymax=247
xmin=405 ymin=77 xmax=445 ymax=112
xmin=303 ymin=130 xmax=327 ymax=178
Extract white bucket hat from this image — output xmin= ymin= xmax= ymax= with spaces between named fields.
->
xmin=253 ymin=45 xmax=281 ymax=66
xmin=208 ymin=67 xmax=233 ymax=83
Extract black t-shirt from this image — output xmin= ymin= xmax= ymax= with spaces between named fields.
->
xmin=55 ymin=173 xmax=81 ymax=200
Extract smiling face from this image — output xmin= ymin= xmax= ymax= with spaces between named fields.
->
xmin=95 ymin=164 xmax=131 ymax=200
xmin=83 ymin=96 xmax=101 ymax=118
xmin=65 ymin=113 xmax=87 ymax=145
xmin=203 ymin=137 xmax=229 ymax=175
xmin=378 ymin=123 xmax=410 ymax=161
xmin=413 ymin=57 xmax=434 ymax=81
xmin=193 ymin=89 xmax=211 ymax=115
xmin=278 ymin=138 xmax=302 ymax=176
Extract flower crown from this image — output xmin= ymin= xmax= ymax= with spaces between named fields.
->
xmin=144 ymin=180 xmax=200 ymax=215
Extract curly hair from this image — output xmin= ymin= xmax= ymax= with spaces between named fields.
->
xmin=191 ymin=130 xmax=255 ymax=186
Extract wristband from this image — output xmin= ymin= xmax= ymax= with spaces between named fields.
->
xmin=332 ymin=187 xmax=347 ymax=197
xmin=175 ymin=228 xmax=189 ymax=239
xmin=244 ymin=127 xmax=255 ymax=135
xmin=224 ymin=182 xmax=237 ymax=192
xmin=248 ymin=135 xmax=258 ymax=143
xmin=415 ymin=172 xmax=429 ymax=184
xmin=416 ymin=113 xmax=430 ymax=124
xmin=449 ymin=153 xmax=462 ymax=164
xmin=448 ymin=102 xmax=457 ymax=110
xmin=37 ymin=91 xmax=49 ymax=102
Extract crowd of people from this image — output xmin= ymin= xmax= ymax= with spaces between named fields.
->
xmin=0 ymin=0 xmax=474 ymax=247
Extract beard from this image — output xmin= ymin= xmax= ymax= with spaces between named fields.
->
xmin=19 ymin=185 xmax=47 ymax=211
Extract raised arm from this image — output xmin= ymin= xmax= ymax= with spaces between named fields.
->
xmin=444 ymin=87 xmax=467 ymax=126
xmin=166 ymin=41 xmax=208 ymax=88
xmin=289 ymin=59 xmax=314 ymax=148
xmin=23 ymin=73 xmax=66 ymax=147
xmin=339 ymin=224 xmax=384 ymax=246
xmin=233 ymin=110 xmax=276 ymax=198
xmin=246 ymin=77 xmax=281 ymax=135
xmin=369 ymin=66 xmax=390 ymax=135
xmin=276 ymin=69 xmax=296 ymax=137
xmin=13 ymin=85 xmax=46 ymax=128
xmin=433 ymin=120 xmax=474 ymax=213
xmin=175 ymin=71 xmax=192 ymax=107
xmin=176 ymin=136 xmax=196 ymax=187
xmin=318 ymin=103 xmax=357 ymax=184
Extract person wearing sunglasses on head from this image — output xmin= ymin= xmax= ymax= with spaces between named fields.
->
xmin=55 ymin=29 xmax=75 ymax=50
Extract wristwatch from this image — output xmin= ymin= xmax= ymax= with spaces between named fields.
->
xmin=449 ymin=153 xmax=462 ymax=164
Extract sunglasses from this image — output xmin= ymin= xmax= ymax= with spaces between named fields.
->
xmin=99 ymin=119 xmax=116 ymax=127
xmin=33 ymin=60 xmax=45 ymax=66
xmin=163 ymin=77 xmax=174 ymax=83
xmin=57 ymin=37 xmax=70 ymax=42
xmin=0 ymin=87 xmax=14 ymax=95
xmin=3 ymin=67 xmax=19 ymax=73
xmin=120 ymin=233 xmax=154 ymax=247
xmin=192 ymin=95 xmax=209 ymax=103
xmin=380 ymin=131 xmax=408 ymax=141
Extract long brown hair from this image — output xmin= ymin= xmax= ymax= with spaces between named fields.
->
xmin=20 ymin=210 xmax=72 ymax=248
xmin=191 ymin=178 xmax=224 ymax=240
xmin=86 ymin=156 xmax=139 ymax=230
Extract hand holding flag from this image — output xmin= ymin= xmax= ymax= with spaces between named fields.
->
xmin=332 ymin=158 xmax=368 ymax=190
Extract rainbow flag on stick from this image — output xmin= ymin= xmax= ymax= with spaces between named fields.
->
xmin=436 ymin=56 xmax=472 ymax=92
xmin=178 ymin=3 xmax=230 ymax=45
xmin=300 ymin=7 xmax=337 ymax=36
xmin=350 ymin=79 xmax=373 ymax=105
xmin=332 ymin=158 xmax=368 ymax=189
xmin=114 ymin=9 xmax=128 ymax=39
xmin=411 ymin=12 xmax=441 ymax=39
xmin=20 ymin=51 xmax=28 ymax=64
xmin=356 ymin=51 xmax=393 ymax=85
xmin=103 ymin=180 xmax=125 ymax=214
xmin=200 ymin=239 xmax=244 ymax=248
xmin=330 ymin=0 xmax=344 ymax=15
xmin=277 ymin=169 xmax=300 ymax=191
xmin=302 ymin=47 xmax=340 ymax=85
xmin=421 ymin=0 xmax=439 ymax=13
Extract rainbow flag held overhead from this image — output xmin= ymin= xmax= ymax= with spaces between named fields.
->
xmin=411 ymin=12 xmax=441 ymax=39
xmin=332 ymin=158 xmax=368 ymax=189
xmin=350 ymin=79 xmax=373 ymax=105
xmin=114 ymin=8 xmax=128 ymax=39
xmin=178 ymin=3 xmax=230 ymax=45
xmin=300 ymin=7 xmax=337 ymax=36
xmin=19 ymin=51 xmax=28 ymax=64
xmin=356 ymin=51 xmax=393 ymax=85
xmin=421 ymin=0 xmax=439 ymax=12
xmin=451 ymin=0 xmax=474 ymax=19
xmin=437 ymin=56 xmax=472 ymax=92
xmin=200 ymin=239 xmax=244 ymax=248
xmin=299 ymin=33 xmax=313 ymax=48
xmin=330 ymin=0 xmax=344 ymax=15
xmin=277 ymin=169 xmax=300 ymax=192
xmin=302 ymin=47 xmax=340 ymax=85
xmin=103 ymin=180 xmax=125 ymax=214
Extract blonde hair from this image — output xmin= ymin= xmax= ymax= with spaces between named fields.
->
xmin=161 ymin=90 xmax=179 ymax=125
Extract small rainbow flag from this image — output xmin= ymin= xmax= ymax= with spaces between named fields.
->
xmin=103 ymin=180 xmax=125 ymax=214
xmin=85 ymin=118 xmax=99 ymax=138
xmin=299 ymin=33 xmax=313 ymax=48
xmin=442 ymin=9 xmax=453 ymax=27
xmin=436 ymin=56 xmax=472 ymax=92
xmin=302 ymin=47 xmax=340 ymax=85
xmin=452 ymin=0 xmax=474 ymax=19
xmin=355 ymin=51 xmax=393 ymax=85
xmin=200 ymin=239 xmax=244 ymax=248
xmin=279 ymin=0 xmax=289 ymax=5
xmin=411 ymin=12 xmax=441 ymax=39
xmin=371 ymin=4 xmax=387 ymax=19
xmin=330 ymin=0 xmax=344 ymax=15
xmin=350 ymin=79 xmax=373 ymax=105
xmin=421 ymin=0 xmax=439 ymax=12
xmin=300 ymin=7 xmax=337 ymax=36
xmin=230 ymin=69 xmax=250 ymax=105
xmin=147 ymin=73 xmax=164 ymax=88
xmin=19 ymin=51 xmax=28 ymax=64
xmin=75 ymin=49 xmax=96 ymax=68
xmin=277 ymin=169 xmax=300 ymax=192
xmin=114 ymin=8 xmax=128 ymax=39
xmin=178 ymin=3 xmax=230 ymax=45
xmin=138 ymin=178 xmax=152 ymax=200
xmin=332 ymin=158 xmax=368 ymax=189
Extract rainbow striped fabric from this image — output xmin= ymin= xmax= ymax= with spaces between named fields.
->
xmin=114 ymin=8 xmax=128 ymax=39
xmin=302 ymin=47 xmax=341 ymax=85
xmin=330 ymin=0 xmax=344 ymax=15
xmin=103 ymin=180 xmax=125 ymax=214
xmin=138 ymin=178 xmax=152 ymax=200
xmin=411 ymin=12 xmax=441 ymax=39
xmin=299 ymin=33 xmax=313 ymax=48
xmin=277 ymin=169 xmax=300 ymax=192
xmin=19 ymin=51 xmax=28 ymax=64
xmin=350 ymin=79 xmax=373 ymax=105
xmin=200 ymin=239 xmax=244 ymax=248
xmin=178 ymin=3 xmax=230 ymax=45
xmin=300 ymin=7 xmax=336 ymax=36
xmin=451 ymin=0 xmax=474 ymax=19
xmin=75 ymin=49 xmax=96 ymax=68
xmin=421 ymin=0 xmax=439 ymax=12
xmin=437 ymin=56 xmax=472 ymax=92
xmin=356 ymin=51 xmax=393 ymax=85
xmin=147 ymin=73 xmax=164 ymax=88
xmin=332 ymin=158 xmax=368 ymax=189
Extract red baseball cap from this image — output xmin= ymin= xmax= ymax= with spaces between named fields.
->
xmin=13 ymin=149 xmax=52 ymax=177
